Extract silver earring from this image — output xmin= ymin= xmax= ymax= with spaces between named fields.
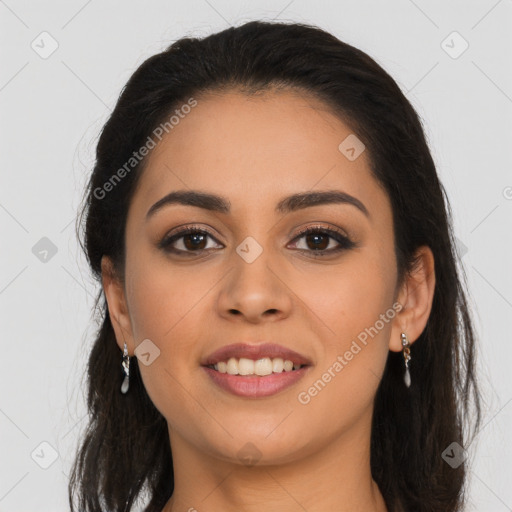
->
xmin=401 ymin=332 xmax=411 ymax=388
xmin=121 ymin=342 xmax=130 ymax=394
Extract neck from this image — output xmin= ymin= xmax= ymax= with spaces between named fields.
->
xmin=162 ymin=411 xmax=388 ymax=512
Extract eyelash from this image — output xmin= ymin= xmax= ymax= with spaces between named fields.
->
xmin=158 ymin=224 xmax=356 ymax=257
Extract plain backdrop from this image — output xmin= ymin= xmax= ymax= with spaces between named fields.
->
xmin=1 ymin=1 xmax=511 ymax=510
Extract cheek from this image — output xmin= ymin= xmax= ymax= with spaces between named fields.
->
xmin=291 ymin=253 xmax=395 ymax=412
xmin=292 ymin=249 xmax=396 ymax=347
xmin=124 ymin=253 xmax=218 ymax=388
xmin=126 ymin=251 xmax=215 ymax=343
xmin=125 ymin=259 xmax=211 ymax=426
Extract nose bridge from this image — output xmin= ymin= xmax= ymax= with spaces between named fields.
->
xmin=216 ymin=233 xmax=292 ymax=321
xmin=231 ymin=234 xmax=279 ymax=297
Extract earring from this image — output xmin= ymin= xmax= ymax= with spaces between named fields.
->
xmin=121 ymin=342 xmax=130 ymax=394
xmin=401 ymin=332 xmax=411 ymax=388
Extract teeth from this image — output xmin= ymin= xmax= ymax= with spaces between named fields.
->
xmin=272 ymin=358 xmax=284 ymax=373
xmin=283 ymin=359 xmax=293 ymax=372
xmin=254 ymin=357 xmax=273 ymax=376
xmin=238 ymin=357 xmax=255 ymax=375
xmin=226 ymin=358 xmax=239 ymax=375
xmin=213 ymin=357 xmax=303 ymax=376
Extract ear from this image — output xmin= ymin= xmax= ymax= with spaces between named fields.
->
xmin=389 ymin=245 xmax=436 ymax=352
xmin=101 ymin=255 xmax=135 ymax=356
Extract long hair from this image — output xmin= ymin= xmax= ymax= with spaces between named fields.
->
xmin=69 ymin=20 xmax=482 ymax=512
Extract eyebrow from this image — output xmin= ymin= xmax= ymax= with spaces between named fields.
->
xmin=145 ymin=189 xmax=370 ymax=220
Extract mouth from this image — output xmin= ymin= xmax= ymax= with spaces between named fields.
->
xmin=201 ymin=342 xmax=312 ymax=368
xmin=201 ymin=343 xmax=312 ymax=398
xmin=205 ymin=357 xmax=308 ymax=376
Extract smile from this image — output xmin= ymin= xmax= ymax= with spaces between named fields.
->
xmin=203 ymin=357 xmax=311 ymax=398
xmin=208 ymin=356 xmax=305 ymax=376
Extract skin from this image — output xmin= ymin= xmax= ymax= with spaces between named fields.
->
xmin=102 ymin=88 xmax=435 ymax=512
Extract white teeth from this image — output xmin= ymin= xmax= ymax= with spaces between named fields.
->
xmin=238 ymin=357 xmax=255 ymax=375
xmin=226 ymin=358 xmax=239 ymax=375
xmin=214 ymin=356 xmax=302 ymax=376
xmin=272 ymin=357 xmax=284 ymax=373
xmin=254 ymin=357 xmax=273 ymax=376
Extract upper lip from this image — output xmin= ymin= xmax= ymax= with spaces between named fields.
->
xmin=201 ymin=343 xmax=313 ymax=366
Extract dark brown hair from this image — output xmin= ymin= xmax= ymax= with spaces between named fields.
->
xmin=70 ymin=20 xmax=482 ymax=512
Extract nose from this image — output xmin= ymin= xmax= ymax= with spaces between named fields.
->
xmin=216 ymin=252 xmax=293 ymax=324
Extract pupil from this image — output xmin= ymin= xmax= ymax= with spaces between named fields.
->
xmin=185 ymin=233 xmax=206 ymax=250
xmin=307 ymin=233 xmax=328 ymax=250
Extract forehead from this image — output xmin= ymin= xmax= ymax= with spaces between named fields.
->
xmin=130 ymin=89 xmax=387 ymax=219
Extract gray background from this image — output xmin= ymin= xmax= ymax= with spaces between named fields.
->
xmin=1 ymin=0 xmax=511 ymax=510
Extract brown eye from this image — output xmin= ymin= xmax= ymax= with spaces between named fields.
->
xmin=181 ymin=232 xmax=208 ymax=250
xmin=290 ymin=226 xmax=356 ymax=256
xmin=159 ymin=228 xmax=223 ymax=255
xmin=302 ymin=232 xmax=330 ymax=251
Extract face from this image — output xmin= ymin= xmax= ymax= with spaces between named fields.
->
xmin=104 ymin=88 xmax=406 ymax=466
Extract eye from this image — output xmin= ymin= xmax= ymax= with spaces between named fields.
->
xmin=158 ymin=225 xmax=223 ymax=256
xmin=158 ymin=224 xmax=357 ymax=257
xmin=288 ymin=225 xmax=356 ymax=256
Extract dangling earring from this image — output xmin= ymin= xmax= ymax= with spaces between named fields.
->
xmin=121 ymin=342 xmax=130 ymax=394
xmin=401 ymin=332 xmax=411 ymax=388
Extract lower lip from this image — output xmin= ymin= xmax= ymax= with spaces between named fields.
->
xmin=202 ymin=366 xmax=311 ymax=398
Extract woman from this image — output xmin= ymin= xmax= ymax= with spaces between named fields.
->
xmin=69 ymin=20 xmax=481 ymax=512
